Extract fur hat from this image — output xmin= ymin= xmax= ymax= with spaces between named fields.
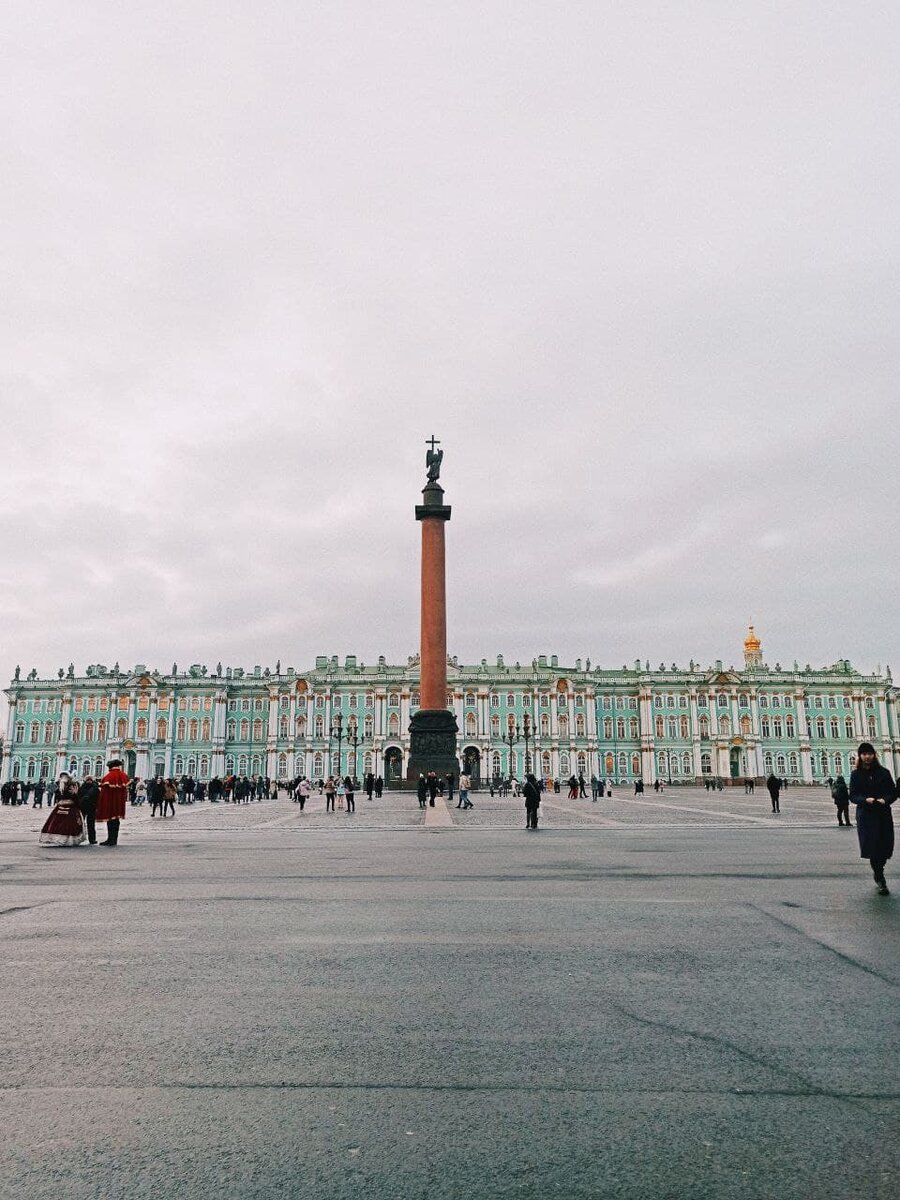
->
xmin=857 ymin=742 xmax=876 ymax=757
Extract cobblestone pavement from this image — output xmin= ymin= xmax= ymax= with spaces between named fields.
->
xmin=1 ymin=784 xmax=845 ymax=842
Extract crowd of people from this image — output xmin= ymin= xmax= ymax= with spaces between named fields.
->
xmin=8 ymin=741 xmax=895 ymax=895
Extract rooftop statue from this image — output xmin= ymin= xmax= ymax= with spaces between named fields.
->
xmin=426 ymin=435 xmax=443 ymax=483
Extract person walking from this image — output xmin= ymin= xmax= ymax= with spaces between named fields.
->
xmin=162 ymin=777 xmax=177 ymax=817
xmin=458 ymin=771 xmax=473 ymax=809
xmin=374 ymin=775 xmax=384 ymax=799
xmin=766 ymin=773 xmax=782 ymax=814
xmin=445 ymin=772 xmax=455 ymax=805
xmin=831 ymin=774 xmax=851 ymax=827
xmin=417 ymin=774 xmax=428 ymax=809
xmin=365 ymin=772 xmax=375 ymax=802
xmin=427 ymin=771 xmax=438 ymax=807
xmin=849 ymin=742 xmax=895 ymax=895
xmin=76 ymin=775 xmax=100 ymax=845
xmin=336 ymin=777 xmax=345 ymax=809
xmin=324 ymin=776 xmax=336 ymax=813
xmin=32 ymin=780 xmax=46 ymax=809
xmin=634 ymin=779 xmax=644 ymax=795
xmin=344 ymin=776 xmax=355 ymax=814
xmin=578 ymin=772 xmax=587 ymax=798
xmin=208 ymin=776 xmax=223 ymax=804
xmin=298 ymin=778 xmax=311 ymax=812
xmin=96 ymin=759 xmax=129 ymax=846
xmin=135 ymin=778 xmax=148 ymax=806
xmin=523 ymin=773 xmax=541 ymax=830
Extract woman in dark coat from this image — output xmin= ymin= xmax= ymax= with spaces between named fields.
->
xmin=848 ymin=742 xmax=895 ymax=895
xmin=766 ymin=773 xmax=782 ymax=813
xmin=76 ymin=776 xmax=100 ymax=845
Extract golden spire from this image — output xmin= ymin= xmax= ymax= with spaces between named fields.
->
xmin=744 ymin=624 xmax=761 ymax=653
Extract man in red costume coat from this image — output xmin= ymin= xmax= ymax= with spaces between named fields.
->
xmin=97 ymin=759 xmax=129 ymax=846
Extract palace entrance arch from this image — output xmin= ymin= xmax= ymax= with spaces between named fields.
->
xmin=383 ymin=746 xmax=404 ymax=789
xmin=462 ymin=746 xmax=481 ymax=786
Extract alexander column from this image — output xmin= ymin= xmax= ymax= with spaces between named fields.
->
xmin=407 ymin=436 xmax=459 ymax=782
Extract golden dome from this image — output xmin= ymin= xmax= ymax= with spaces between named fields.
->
xmin=744 ymin=624 xmax=761 ymax=652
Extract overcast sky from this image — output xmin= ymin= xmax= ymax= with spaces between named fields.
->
xmin=1 ymin=1 xmax=898 ymax=709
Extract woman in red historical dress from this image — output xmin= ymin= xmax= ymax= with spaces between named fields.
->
xmin=96 ymin=759 xmax=129 ymax=846
xmin=39 ymin=776 xmax=86 ymax=847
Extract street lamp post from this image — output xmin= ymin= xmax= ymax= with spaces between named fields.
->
xmin=331 ymin=711 xmax=343 ymax=778
xmin=503 ymin=722 xmax=519 ymax=790
xmin=522 ymin=712 xmax=533 ymax=777
xmin=347 ymin=729 xmax=361 ymax=784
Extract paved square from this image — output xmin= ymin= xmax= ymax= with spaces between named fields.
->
xmin=1 ymin=789 xmax=897 ymax=1199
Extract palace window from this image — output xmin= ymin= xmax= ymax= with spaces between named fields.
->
xmin=465 ymin=714 xmax=477 ymax=737
xmin=44 ymin=723 xmax=55 ymax=743
xmin=117 ymin=718 xmax=127 ymax=738
xmin=464 ymin=692 xmax=475 ymax=707
xmin=202 ymin=719 xmax=211 ymax=739
xmin=226 ymin=721 xmax=236 ymax=740
xmin=189 ymin=719 xmax=199 ymax=741
xmin=738 ymin=694 xmax=749 ymax=708
xmin=603 ymin=718 xmax=613 ymax=739
xmin=698 ymin=694 xmax=708 ymax=708
xmin=191 ymin=697 xmax=200 ymax=712
xmin=773 ymin=718 xmax=783 ymax=738
xmin=388 ymin=714 xmax=401 ymax=736
xmin=242 ymin=700 xmax=251 ymax=712
xmin=411 ymin=693 xmax=420 ymax=708
xmin=575 ymin=715 xmax=585 ymax=736
xmin=680 ymin=716 xmax=690 ymax=738
xmin=718 ymin=715 xmax=731 ymax=735
xmin=655 ymin=717 xmax=664 ymax=738
xmin=666 ymin=718 xmax=676 ymax=739
xmin=867 ymin=717 xmax=877 ymax=737
xmin=157 ymin=719 xmax=167 ymax=741
xmin=74 ymin=698 xmax=83 ymax=712
xmin=575 ymin=694 xmax=584 ymax=708
xmin=137 ymin=718 xmax=148 ymax=738
xmin=177 ymin=719 xmax=186 ymax=740
xmin=99 ymin=697 xmax=108 ymax=711
xmin=788 ymin=752 xmax=798 ymax=775
xmin=830 ymin=718 xmax=839 ymax=738
xmin=296 ymin=716 xmax=306 ymax=736
xmin=828 ymin=696 xmax=836 ymax=709
xmin=254 ymin=699 xmax=264 ymax=712
xmin=229 ymin=701 xmax=237 ymax=713
xmin=699 ymin=716 xmax=710 ymax=739
xmin=87 ymin=697 xmax=97 ymax=712
xmin=717 ymin=694 xmax=728 ymax=708
xmin=389 ymin=693 xmax=400 ymax=708
xmin=490 ymin=694 xmax=499 ymax=707
xmin=71 ymin=719 xmax=81 ymax=741
xmin=740 ymin=716 xmax=751 ymax=736
xmin=785 ymin=717 xmax=795 ymax=737
xmin=252 ymin=719 xmax=263 ymax=740
xmin=630 ymin=718 xmax=639 ymax=738
xmin=491 ymin=716 xmax=500 ymax=737
xmin=366 ymin=693 xmax=375 ymax=708
xmin=816 ymin=718 xmax=826 ymax=737
xmin=761 ymin=717 xmax=770 ymax=737
xmin=558 ymin=716 xmax=568 ymax=737
xmin=654 ymin=696 xmax=662 ymax=708
xmin=314 ymin=716 xmax=324 ymax=737
xmin=865 ymin=696 xmax=874 ymax=710
xmin=349 ymin=694 xmax=357 ymax=708
xmin=364 ymin=716 xmax=373 ymax=737
xmin=507 ymin=694 xmax=515 ymax=707
xmin=240 ymin=719 xmax=250 ymax=740
xmin=617 ymin=717 xmax=626 ymax=740
xmin=280 ymin=717 xmax=289 ymax=738
xmin=845 ymin=718 xmax=854 ymax=738
xmin=540 ymin=694 xmax=549 ymax=708
xmin=29 ymin=722 xmax=39 ymax=743
xmin=540 ymin=715 xmax=550 ymax=736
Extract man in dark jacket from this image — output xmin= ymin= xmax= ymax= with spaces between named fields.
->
xmin=831 ymin=775 xmax=851 ymax=826
xmin=76 ymin=776 xmax=100 ymax=845
xmin=766 ymin=774 xmax=782 ymax=813
xmin=523 ymin=773 xmax=541 ymax=830
xmin=416 ymin=774 xmax=428 ymax=809
xmin=849 ymin=742 xmax=895 ymax=895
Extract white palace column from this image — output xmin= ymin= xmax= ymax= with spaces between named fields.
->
xmin=212 ymin=691 xmax=227 ymax=777
xmin=639 ymin=687 xmax=655 ymax=784
xmin=266 ymin=686 xmax=278 ymax=780
xmin=795 ymin=690 xmax=813 ymax=782
xmin=1 ymin=695 xmax=19 ymax=783
xmin=56 ymin=690 xmax=73 ymax=778
xmin=749 ymin=691 xmax=764 ymax=777
xmin=689 ymin=689 xmax=702 ymax=779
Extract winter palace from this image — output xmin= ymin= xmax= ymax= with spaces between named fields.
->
xmin=2 ymin=629 xmax=897 ymax=787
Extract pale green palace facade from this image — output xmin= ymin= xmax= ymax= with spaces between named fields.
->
xmin=2 ymin=630 xmax=897 ymax=788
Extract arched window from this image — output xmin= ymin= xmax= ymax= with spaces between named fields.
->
xmin=94 ymin=755 xmax=103 ymax=775
xmin=701 ymin=751 xmax=712 ymax=774
xmin=176 ymin=718 xmax=186 ymax=740
xmin=680 ymin=716 xmax=690 ymax=738
xmin=388 ymin=714 xmax=400 ymax=736
xmin=657 ymin=751 xmax=668 ymax=775
xmin=867 ymin=717 xmax=877 ymax=737
xmin=364 ymin=716 xmax=373 ymax=737
xmin=238 ymin=754 xmax=249 ymax=774
xmin=465 ymin=713 xmax=477 ymax=736
xmin=816 ymin=717 xmax=826 ymax=738
xmin=655 ymin=716 xmax=664 ymax=738
xmin=314 ymin=716 xmax=324 ymax=737
xmin=540 ymin=714 xmax=550 ymax=736
xmin=740 ymin=716 xmax=751 ymax=736
xmin=388 ymin=693 xmax=400 ymax=707
xmin=699 ymin=716 xmax=710 ymax=738
xmin=364 ymin=752 xmax=373 ymax=773
xmin=174 ymin=755 xmax=184 ymax=774
xmin=493 ymin=751 xmax=503 ymax=777
xmin=71 ymin=719 xmax=81 ymax=741
xmin=604 ymin=718 xmax=613 ymax=738
xmin=761 ymin=717 xmax=770 ymax=737
xmin=632 ymin=753 xmax=641 ymax=774
xmin=559 ymin=752 xmax=570 ymax=774
xmin=202 ymin=718 xmax=211 ymax=740
xmin=240 ymin=719 xmax=250 ymax=740
xmin=97 ymin=719 xmax=107 ymax=741
xmin=44 ymin=722 xmax=55 ymax=743
xmin=576 ymin=752 xmax=586 ymax=773
xmin=26 ymin=757 xmax=36 ymax=779
xmin=829 ymin=717 xmax=839 ymax=738
xmin=491 ymin=716 xmax=500 ymax=736
xmin=718 ymin=693 xmax=728 ymax=708
xmin=617 ymin=717 xmax=626 ymax=739
xmin=738 ymin=693 xmax=749 ymax=708
xmin=506 ymin=694 xmax=515 ymax=707
xmin=789 ymin=752 xmax=799 ymax=775
xmin=279 ymin=717 xmax=289 ymax=738
xmin=411 ymin=693 xmax=420 ymax=707
xmin=252 ymin=719 xmax=263 ymax=740
xmin=776 ymin=753 xmax=786 ymax=773
xmin=654 ymin=696 xmax=662 ymax=708
xmin=489 ymin=694 xmax=498 ymax=708
xmin=558 ymin=716 xmax=568 ymax=737
xmin=630 ymin=717 xmax=639 ymax=739
xmin=465 ymin=692 xmax=475 ymax=707
xmin=833 ymin=752 xmax=843 ymax=773
xmin=718 ymin=715 xmax=731 ymax=735
xmin=313 ymin=752 xmax=324 ymax=776
xmin=296 ymin=716 xmax=307 ymax=736
xmin=189 ymin=719 xmax=199 ymax=741
xmin=277 ymin=753 xmax=288 ymax=777
xmin=136 ymin=718 xmax=148 ymax=738
xmin=575 ymin=715 xmax=585 ymax=736
xmin=84 ymin=720 xmax=94 ymax=742
xmin=666 ymin=718 xmax=676 ymax=738
xmin=682 ymin=751 xmax=692 ymax=774
xmin=698 ymin=693 xmax=709 ymax=709
xmin=199 ymin=755 xmax=209 ymax=778
xmin=225 ymin=755 xmax=235 ymax=773
xmin=226 ymin=720 xmax=235 ymax=740
xmin=785 ymin=716 xmax=795 ymax=738
xmin=29 ymin=722 xmax=39 ymax=743
xmin=845 ymin=717 xmax=854 ymax=738
xmin=772 ymin=718 xmax=783 ymax=738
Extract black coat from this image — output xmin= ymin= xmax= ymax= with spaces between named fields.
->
xmin=76 ymin=780 xmax=99 ymax=815
xmin=849 ymin=764 xmax=895 ymax=861
xmin=523 ymin=780 xmax=541 ymax=811
xmin=766 ymin=775 xmax=781 ymax=799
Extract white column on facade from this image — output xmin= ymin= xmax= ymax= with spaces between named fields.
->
xmin=689 ymin=691 xmax=702 ymax=778
xmin=794 ymin=690 xmax=812 ymax=781
xmin=211 ymin=692 xmax=226 ymax=777
xmin=0 ymin=696 xmax=18 ymax=783
xmin=639 ymin=688 xmax=655 ymax=784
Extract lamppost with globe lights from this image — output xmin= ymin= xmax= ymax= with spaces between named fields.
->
xmin=503 ymin=720 xmax=519 ymax=790
xmin=331 ymin=711 xmax=343 ymax=778
xmin=347 ymin=726 xmax=362 ymax=785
